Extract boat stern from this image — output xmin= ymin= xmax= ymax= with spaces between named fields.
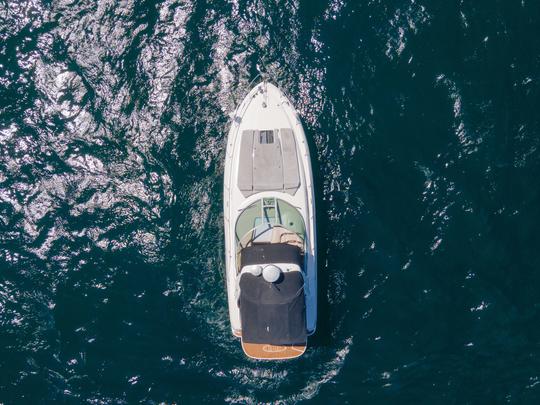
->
xmin=241 ymin=340 xmax=306 ymax=360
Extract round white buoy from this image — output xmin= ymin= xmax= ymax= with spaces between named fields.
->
xmin=249 ymin=265 xmax=262 ymax=276
xmin=262 ymin=265 xmax=281 ymax=283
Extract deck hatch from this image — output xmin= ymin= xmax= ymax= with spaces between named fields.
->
xmin=259 ymin=130 xmax=274 ymax=144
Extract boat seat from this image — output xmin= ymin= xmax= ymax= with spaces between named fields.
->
xmin=270 ymin=226 xmax=304 ymax=249
xmin=238 ymin=226 xmax=303 ymax=250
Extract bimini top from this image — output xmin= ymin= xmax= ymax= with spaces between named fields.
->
xmin=239 ymin=270 xmax=306 ymax=346
xmin=237 ymin=128 xmax=300 ymax=197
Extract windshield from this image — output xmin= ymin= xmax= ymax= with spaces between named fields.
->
xmin=235 ymin=198 xmax=306 ymax=244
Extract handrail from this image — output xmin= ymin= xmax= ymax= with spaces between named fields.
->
xmin=229 ymin=73 xmax=263 ymax=111
xmin=228 ymin=64 xmax=288 ymax=113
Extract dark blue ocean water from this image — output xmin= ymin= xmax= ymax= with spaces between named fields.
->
xmin=1 ymin=0 xmax=540 ymax=403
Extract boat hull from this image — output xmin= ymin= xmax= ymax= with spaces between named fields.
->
xmin=223 ymin=82 xmax=317 ymax=359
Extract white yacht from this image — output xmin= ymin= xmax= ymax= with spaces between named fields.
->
xmin=223 ymin=81 xmax=317 ymax=360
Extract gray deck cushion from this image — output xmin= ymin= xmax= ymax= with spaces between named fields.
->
xmin=253 ymin=133 xmax=283 ymax=190
xmin=237 ymin=129 xmax=301 ymax=196
xmin=238 ymin=130 xmax=255 ymax=192
xmin=280 ymin=129 xmax=300 ymax=191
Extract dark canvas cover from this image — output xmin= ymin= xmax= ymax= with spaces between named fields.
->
xmin=240 ymin=243 xmax=304 ymax=268
xmin=239 ymin=271 xmax=307 ymax=345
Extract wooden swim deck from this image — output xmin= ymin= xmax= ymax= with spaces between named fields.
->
xmin=241 ymin=340 xmax=306 ymax=360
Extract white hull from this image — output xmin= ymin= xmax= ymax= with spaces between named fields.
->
xmin=223 ymin=81 xmax=317 ymax=357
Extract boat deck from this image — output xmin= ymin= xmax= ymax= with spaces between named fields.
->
xmin=241 ymin=340 xmax=306 ymax=360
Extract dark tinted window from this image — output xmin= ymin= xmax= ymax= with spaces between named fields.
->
xmin=259 ymin=130 xmax=274 ymax=144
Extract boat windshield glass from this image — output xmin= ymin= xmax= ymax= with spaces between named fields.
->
xmin=235 ymin=198 xmax=306 ymax=244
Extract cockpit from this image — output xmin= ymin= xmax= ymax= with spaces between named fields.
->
xmin=234 ymin=197 xmax=306 ymax=271
xmin=234 ymin=197 xmax=308 ymax=347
